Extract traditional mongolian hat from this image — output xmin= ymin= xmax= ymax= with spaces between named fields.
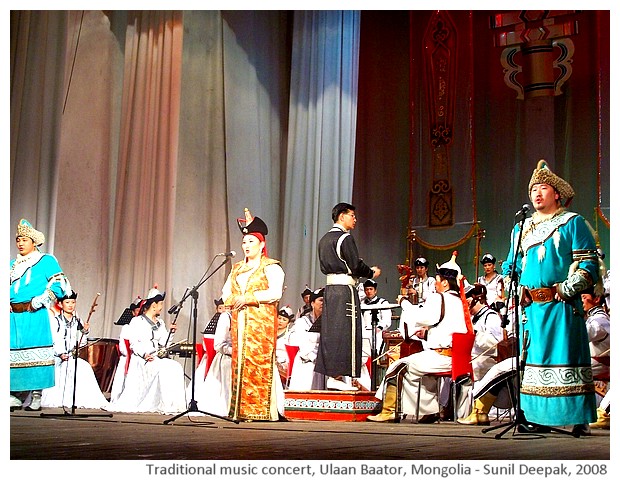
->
xmin=214 ymin=297 xmax=224 ymax=306
xmin=237 ymin=208 xmax=268 ymax=237
xmin=16 ymin=218 xmax=45 ymax=246
xmin=300 ymin=286 xmax=313 ymax=298
xmin=59 ymin=290 xmax=78 ymax=301
xmin=310 ymin=288 xmax=324 ymax=303
xmin=436 ymin=251 xmax=461 ymax=279
xmin=142 ymin=284 xmax=166 ymax=310
xmin=528 ymin=159 xmax=575 ymax=206
xmin=363 ymin=279 xmax=378 ymax=289
xmin=414 ymin=257 xmax=429 ymax=267
xmin=278 ymin=306 xmax=295 ymax=321
xmin=480 ymin=253 xmax=496 ymax=265
xmin=130 ymin=296 xmax=143 ymax=310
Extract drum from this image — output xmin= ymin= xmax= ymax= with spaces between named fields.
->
xmin=79 ymin=338 xmax=120 ymax=395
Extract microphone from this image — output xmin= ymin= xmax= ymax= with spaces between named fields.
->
xmin=515 ymin=204 xmax=530 ymax=217
xmin=216 ymin=251 xmax=236 ymax=258
xmin=168 ymin=304 xmax=180 ymax=315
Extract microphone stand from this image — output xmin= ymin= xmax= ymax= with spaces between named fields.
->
xmin=482 ymin=209 xmax=578 ymax=438
xmin=41 ymin=320 xmax=112 ymax=419
xmin=164 ymin=256 xmax=239 ymax=425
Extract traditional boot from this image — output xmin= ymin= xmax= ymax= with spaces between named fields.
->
xmin=25 ymin=390 xmax=42 ymax=412
xmin=457 ymin=391 xmax=496 ymax=426
xmin=589 ymin=408 xmax=610 ymax=430
xmin=10 ymin=395 xmax=22 ymax=412
xmin=367 ymin=384 xmax=397 ymax=422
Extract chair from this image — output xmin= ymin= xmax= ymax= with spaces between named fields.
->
xmin=284 ymin=344 xmax=300 ymax=388
xmin=394 ymin=331 xmax=474 ymax=423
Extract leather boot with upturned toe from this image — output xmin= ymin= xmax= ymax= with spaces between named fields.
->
xmin=367 ymin=384 xmax=397 ymax=422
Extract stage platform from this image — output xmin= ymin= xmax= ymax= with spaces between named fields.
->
xmin=10 ymin=408 xmax=610 ymax=462
xmin=284 ymin=389 xmax=381 ymax=421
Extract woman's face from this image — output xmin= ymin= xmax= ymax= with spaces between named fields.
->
xmin=242 ymin=234 xmax=264 ymax=260
xmin=16 ymin=236 xmax=36 ymax=256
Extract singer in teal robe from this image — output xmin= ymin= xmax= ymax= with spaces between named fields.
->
xmin=503 ymin=209 xmax=599 ymax=427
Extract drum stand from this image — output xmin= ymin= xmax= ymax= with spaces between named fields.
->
xmin=164 ymin=256 xmax=239 ymax=425
xmin=41 ymin=332 xmax=113 ymax=419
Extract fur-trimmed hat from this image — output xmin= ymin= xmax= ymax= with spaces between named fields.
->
xmin=16 ymin=218 xmax=45 ymax=247
xmin=528 ymin=159 xmax=575 ymax=206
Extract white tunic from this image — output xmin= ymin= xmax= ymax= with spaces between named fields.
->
xmin=288 ymin=312 xmax=324 ymax=390
xmin=41 ymin=313 xmax=109 ymax=409
xmin=106 ymin=314 xmax=187 ymax=414
xmin=189 ymin=311 xmax=233 ymax=416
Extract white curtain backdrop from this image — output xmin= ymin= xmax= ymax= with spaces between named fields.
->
xmin=281 ymin=10 xmax=361 ymax=303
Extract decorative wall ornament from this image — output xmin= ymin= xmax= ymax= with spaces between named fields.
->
xmin=491 ymin=10 xmax=579 ymax=99
xmin=423 ymin=11 xmax=457 ymax=227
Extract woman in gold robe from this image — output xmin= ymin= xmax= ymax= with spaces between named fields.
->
xmin=222 ymin=209 xmax=285 ymax=421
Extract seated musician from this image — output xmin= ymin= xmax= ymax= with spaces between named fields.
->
xmin=41 ymin=291 xmax=109 ymax=409
xmin=367 ymin=253 xmax=469 ymax=424
xmin=106 ymin=285 xmax=187 ymax=414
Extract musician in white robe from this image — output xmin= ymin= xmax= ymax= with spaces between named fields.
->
xmin=109 ymin=296 xmax=142 ymax=403
xmin=288 ymin=289 xmax=325 ymax=390
xmin=189 ymin=310 xmax=233 ymax=416
xmin=41 ymin=291 xmax=108 ymax=409
xmin=368 ymin=254 xmax=469 ymax=423
xmin=106 ymin=286 xmax=186 ymax=414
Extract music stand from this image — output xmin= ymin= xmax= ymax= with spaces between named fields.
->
xmin=41 ymin=328 xmax=113 ymax=419
xmin=361 ymin=303 xmax=399 ymax=390
xmin=481 ymin=209 xmax=578 ymax=439
xmin=164 ymin=256 xmax=239 ymax=425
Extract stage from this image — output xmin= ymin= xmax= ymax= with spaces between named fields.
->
xmin=10 ymin=408 xmax=610 ymax=461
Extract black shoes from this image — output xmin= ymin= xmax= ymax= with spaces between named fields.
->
xmin=418 ymin=413 xmax=440 ymax=424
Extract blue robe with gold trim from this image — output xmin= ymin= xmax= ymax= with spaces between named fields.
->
xmin=503 ymin=210 xmax=598 ymax=426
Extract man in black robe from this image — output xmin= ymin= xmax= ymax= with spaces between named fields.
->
xmin=315 ymin=202 xmax=381 ymax=390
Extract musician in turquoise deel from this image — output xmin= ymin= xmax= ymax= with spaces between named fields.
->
xmin=10 ymin=218 xmax=73 ymax=411
xmin=502 ymin=160 xmax=600 ymax=433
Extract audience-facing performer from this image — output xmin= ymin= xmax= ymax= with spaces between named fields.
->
xmin=502 ymin=160 xmax=599 ymax=434
xmin=222 ymin=208 xmax=285 ymax=421
xmin=288 ymin=288 xmax=325 ymax=391
xmin=191 ymin=307 xmax=233 ymax=416
xmin=295 ymin=286 xmax=313 ymax=320
xmin=368 ymin=253 xmax=470 ymax=423
xmin=411 ymin=256 xmax=436 ymax=304
xmin=316 ymin=202 xmax=381 ymax=391
xmin=477 ymin=253 xmax=505 ymax=312
xmin=41 ymin=291 xmax=108 ymax=409
xmin=10 ymin=219 xmax=73 ymax=412
xmin=107 ymin=286 xmax=186 ymax=414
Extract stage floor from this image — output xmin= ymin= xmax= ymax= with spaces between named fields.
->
xmin=10 ymin=407 xmax=610 ymax=462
